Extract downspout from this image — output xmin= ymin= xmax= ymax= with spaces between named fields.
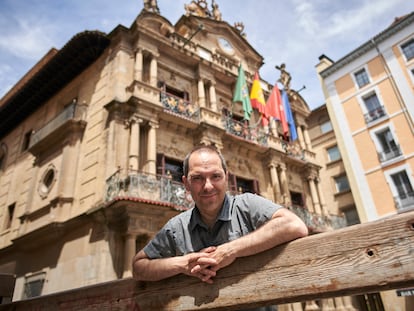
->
xmin=370 ymin=38 xmax=414 ymax=134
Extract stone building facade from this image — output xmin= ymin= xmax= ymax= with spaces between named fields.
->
xmin=0 ymin=1 xmax=354 ymax=309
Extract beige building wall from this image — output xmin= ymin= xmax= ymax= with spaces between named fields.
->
xmin=317 ymin=11 xmax=414 ymax=311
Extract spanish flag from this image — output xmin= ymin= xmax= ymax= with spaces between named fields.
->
xmin=250 ymin=72 xmax=267 ymax=125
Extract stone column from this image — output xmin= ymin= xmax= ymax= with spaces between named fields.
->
xmin=123 ymin=233 xmax=136 ymax=278
xmin=320 ymin=298 xmax=335 ymax=311
xmin=209 ymin=81 xmax=217 ymax=111
xmin=334 ymin=297 xmax=347 ymax=311
xmin=269 ymin=163 xmax=281 ymax=203
xmin=315 ymin=177 xmax=328 ymax=216
xmin=146 ymin=122 xmax=158 ymax=175
xmin=128 ymin=116 xmax=142 ymax=171
xmin=297 ymin=124 xmax=306 ymax=149
xmin=278 ymin=164 xmax=290 ymax=205
xmin=149 ymin=54 xmax=158 ymax=87
xmin=291 ymin=303 xmax=303 ymax=311
xmin=304 ymin=301 xmax=320 ymax=311
xmin=308 ymin=177 xmax=321 ymax=214
xmin=198 ymin=79 xmax=206 ymax=108
xmin=59 ymin=136 xmax=81 ymax=199
xmin=134 ymin=49 xmax=143 ymax=81
xmin=303 ymin=126 xmax=312 ymax=151
xmin=342 ymin=296 xmax=357 ymax=311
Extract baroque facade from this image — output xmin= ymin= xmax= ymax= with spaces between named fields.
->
xmin=0 ymin=1 xmax=353 ymax=309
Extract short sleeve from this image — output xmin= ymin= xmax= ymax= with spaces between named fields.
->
xmin=143 ymin=221 xmax=176 ymax=259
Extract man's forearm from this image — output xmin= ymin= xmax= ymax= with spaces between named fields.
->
xmin=133 ymin=256 xmax=182 ymax=281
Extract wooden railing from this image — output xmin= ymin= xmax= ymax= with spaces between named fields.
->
xmin=1 ymin=211 xmax=413 ymax=310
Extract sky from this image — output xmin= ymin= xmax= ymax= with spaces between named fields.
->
xmin=0 ymin=0 xmax=413 ymax=110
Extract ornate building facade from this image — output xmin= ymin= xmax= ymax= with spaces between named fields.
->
xmin=0 ymin=1 xmax=353 ymax=309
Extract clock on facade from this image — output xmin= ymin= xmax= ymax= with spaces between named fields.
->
xmin=217 ymin=37 xmax=234 ymax=54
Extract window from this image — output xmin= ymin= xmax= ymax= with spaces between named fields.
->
xmin=327 ymin=145 xmax=341 ymax=162
xmin=354 ymin=68 xmax=370 ymax=88
xmin=401 ymin=38 xmax=414 ymax=61
xmin=38 ymin=166 xmax=57 ymax=198
xmin=23 ymin=272 xmax=46 ymax=299
xmin=376 ymin=128 xmax=401 ymax=162
xmin=363 ymin=92 xmax=386 ymax=123
xmin=342 ymin=206 xmax=360 ymax=226
xmin=228 ymin=173 xmax=259 ymax=194
xmin=4 ymin=203 xmax=15 ymax=230
xmin=290 ymin=191 xmax=304 ymax=207
xmin=157 ymin=154 xmax=183 ymax=183
xmin=320 ymin=120 xmax=332 ymax=134
xmin=334 ymin=175 xmax=350 ymax=193
xmin=391 ymin=170 xmax=414 ymax=210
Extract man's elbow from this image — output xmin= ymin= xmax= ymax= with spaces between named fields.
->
xmin=294 ymin=220 xmax=309 ymax=239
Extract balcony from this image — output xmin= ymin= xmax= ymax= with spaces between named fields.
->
xmin=28 ymin=100 xmax=87 ymax=154
xmin=378 ymin=145 xmax=402 ymax=162
xmin=394 ymin=191 xmax=414 ymax=212
xmin=160 ymin=92 xmax=200 ymax=123
xmin=223 ymin=116 xmax=268 ymax=146
xmin=105 ymin=170 xmax=194 ymax=210
xmin=288 ymin=205 xmax=347 ymax=232
xmin=364 ymin=106 xmax=386 ymax=124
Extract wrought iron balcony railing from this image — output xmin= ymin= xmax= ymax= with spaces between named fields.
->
xmin=378 ymin=145 xmax=402 ymax=162
xmin=364 ymin=106 xmax=386 ymax=124
xmin=394 ymin=191 xmax=414 ymax=211
xmin=223 ymin=116 xmax=268 ymax=145
xmin=105 ymin=170 xmax=194 ymax=210
xmin=160 ymin=92 xmax=200 ymax=122
xmin=288 ymin=205 xmax=347 ymax=231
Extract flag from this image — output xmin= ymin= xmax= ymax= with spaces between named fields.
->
xmin=281 ymin=90 xmax=298 ymax=141
xmin=233 ymin=65 xmax=252 ymax=120
xmin=266 ymin=84 xmax=288 ymax=133
xmin=250 ymin=72 xmax=266 ymax=114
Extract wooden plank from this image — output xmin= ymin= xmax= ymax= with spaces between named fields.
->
xmin=1 ymin=211 xmax=413 ymax=311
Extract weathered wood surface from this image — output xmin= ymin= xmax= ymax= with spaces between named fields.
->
xmin=1 ymin=211 xmax=413 ymax=311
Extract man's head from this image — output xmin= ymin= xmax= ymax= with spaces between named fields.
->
xmin=182 ymin=145 xmax=228 ymax=221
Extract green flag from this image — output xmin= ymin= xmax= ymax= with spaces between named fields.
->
xmin=233 ymin=65 xmax=252 ymax=120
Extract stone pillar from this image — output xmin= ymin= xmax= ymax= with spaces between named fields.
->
xmin=334 ymin=297 xmax=347 ymax=311
xmin=134 ymin=49 xmax=143 ymax=81
xmin=315 ymin=177 xmax=328 ymax=216
xmin=308 ymin=177 xmax=322 ymax=214
xmin=279 ymin=164 xmax=290 ymax=205
xmin=342 ymin=296 xmax=357 ymax=311
xmin=303 ymin=126 xmax=312 ymax=151
xmin=209 ymin=81 xmax=217 ymax=111
xmin=123 ymin=233 xmax=136 ymax=278
xmin=297 ymin=124 xmax=306 ymax=149
xmin=146 ymin=122 xmax=158 ymax=175
xmin=269 ymin=163 xmax=281 ymax=203
xmin=320 ymin=298 xmax=335 ymax=311
xmin=150 ymin=54 xmax=158 ymax=87
xmin=304 ymin=301 xmax=320 ymax=311
xmin=291 ymin=302 xmax=303 ymax=311
xmin=129 ymin=116 xmax=142 ymax=171
xmin=112 ymin=49 xmax=129 ymax=102
xmin=198 ymin=79 xmax=206 ymax=108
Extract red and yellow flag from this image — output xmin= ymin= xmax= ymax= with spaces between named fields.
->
xmin=250 ymin=72 xmax=266 ymax=124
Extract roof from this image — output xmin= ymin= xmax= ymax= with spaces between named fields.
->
xmin=0 ymin=31 xmax=110 ymax=138
xmin=320 ymin=11 xmax=414 ymax=79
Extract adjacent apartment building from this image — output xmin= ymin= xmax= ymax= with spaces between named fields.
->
xmin=316 ymin=11 xmax=414 ymax=310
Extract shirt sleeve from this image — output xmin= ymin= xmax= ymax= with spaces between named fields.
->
xmin=143 ymin=220 xmax=176 ymax=259
xmin=236 ymin=193 xmax=282 ymax=229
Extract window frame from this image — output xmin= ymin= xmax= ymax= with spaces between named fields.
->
xmin=327 ymin=145 xmax=341 ymax=162
xmin=400 ymin=37 xmax=414 ymax=62
xmin=353 ymin=67 xmax=370 ymax=89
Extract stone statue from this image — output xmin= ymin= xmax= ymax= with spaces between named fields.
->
xmin=185 ymin=0 xmax=209 ymax=17
xmin=143 ymin=0 xmax=159 ymax=13
xmin=275 ymin=63 xmax=291 ymax=90
xmin=212 ymin=0 xmax=222 ymax=21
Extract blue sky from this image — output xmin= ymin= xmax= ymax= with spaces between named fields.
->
xmin=0 ymin=0 xmax=413 ymax=109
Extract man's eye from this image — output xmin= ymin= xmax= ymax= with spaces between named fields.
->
xmin=212 ymin=174 xmax=223 ymax=180
xmin=191 ymin=176 xmax=203 ymax=182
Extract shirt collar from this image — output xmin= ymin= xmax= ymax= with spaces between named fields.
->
xmin=190 ymin=194 xmax=231 ymax=231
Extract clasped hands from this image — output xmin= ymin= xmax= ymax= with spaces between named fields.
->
xmin=185 ymin=245 xmax=236 ymax=284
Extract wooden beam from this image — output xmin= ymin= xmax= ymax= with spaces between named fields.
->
xmin=1 ymin=211 xmax=413 ymax=311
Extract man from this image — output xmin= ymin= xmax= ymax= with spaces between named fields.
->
xmin=133 ymin=145 xmax=308 ymax=310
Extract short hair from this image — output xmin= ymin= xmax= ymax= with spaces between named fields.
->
xmin=183 ymin=145 xmax=227 ymax=177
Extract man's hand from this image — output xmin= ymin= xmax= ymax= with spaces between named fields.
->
xmin=184 ymin=246 xmax=218 ymax=283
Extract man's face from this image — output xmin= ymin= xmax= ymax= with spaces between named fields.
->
xmin=183 ymin=150 xmax=228 ymax=216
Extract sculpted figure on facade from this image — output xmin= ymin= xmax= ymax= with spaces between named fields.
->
xmin=185 ymin=0 xmax=210 ymax=18
xmin=211 ymin=0 xmax=222 ymax=21
xmin=143 ymin=0 xmax=160 ymax=13
xmin=275 ymin=63 xmax=291 ymax=91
